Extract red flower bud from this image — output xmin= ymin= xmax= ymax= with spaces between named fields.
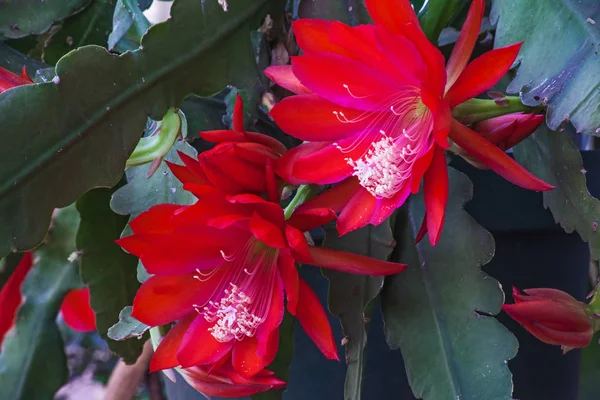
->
xmin=502 ymin=287 xmax=593 ymax=351
xmin=472 ymin=112 xmax=544 ymax=151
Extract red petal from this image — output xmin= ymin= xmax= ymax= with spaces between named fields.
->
xmin=410 ymin=146 xmax=435 ymax=193
xmin=265 ymin=160 xmax=279 ymax=203
xmin=296 ymin=278 xmax=338 ymax=360
xmin=296 ymin=178 xmax=361 ymax=214
xmin=270 ymin=94 xmax=375 ymax=142
xmin=129 ymin=204 xmax=180 ymax=234
xmin=445 ymin=43 xmax=523 ymax=107
xmin=308 ymin=247 xmax=406 ymax=275
xmin=61 ymin=288 xmax=96 ymax=332
xmin=0 ymin=252 xmax=33 ymax=346
xmin=364 ymin=0 xmax=418 ymax=35
xmin=527 ymin=323 xmax=592 ymax=348
xmin=423 ymin=146 xmax=448 ymax=246
xmin=503 ymin=301 xmax=591 ymax=330
xmin=449 ymin=120 xmax=554 ymax=191
xmin=150 ymin=314 xmax=195 ymax=372
xmin=131 ymin=272 xmax=222 ymax=327
xmin=369 ymin=186 xmax=411 ymax=227
xmin=249 ymin=212 xmax=287 ymax=248
xmin=287 ymin=207 xmax=337 ymax=233
xmin=373 ymin=24 xmax=423 ymax=85
xmin=180 ymin=364 xmax=285 ymax=398
xmin=264 ymin=65 xmax=312 ymax=95
xmin=200 ymin=129 xmax=244 ymax=143
xmin=166 ymin=161 xmax=207 ymax=186
xmin=399 ymin=22 xmax=446 ymax=95
xmin=444 ymin=0 xmax=485 ymax=91
xmin=232 ymin=331 xmax=279 ymax=378
xmin=329 ymin=22 xmax=413 ymax=85
xmin=414 ymin=214 xmax=428 ymax=244
xmin=177 ymin=316 xmax=234 ymax=367
xmin=293 ymin=19 xmax=352 ymax=57
xmin=285 ymin=225 xmax=312 ymax=263
xmin=276 ymin=141 xmax=357 ymax=185
xmin=433 ymin=100 xmax=451 ymax=149
xmin=278 ymin=252 xmax=299 ymax=315
xmin=233 ymin=93 xmax=245 ymax=132
xmin=0 ymin=66 xmax=33 ymax=92
xmin=336 ymin=187 xmax=376 ymax=235
xmin=135 ymin=228 xmax=238 ymax=275
xmin=521 ymin=288 xmax=580 ymax=304
xmin=291 ymin=54 xmax=404 ymax=111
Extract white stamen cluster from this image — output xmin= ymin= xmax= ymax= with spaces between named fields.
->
xmin=346 ymin=133 xmax=406 ymax=198
xmin=202 ymin=283 xmax=262 ymax=343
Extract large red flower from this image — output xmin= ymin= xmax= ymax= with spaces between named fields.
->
xmin=117 ymin=187 xmax=405 ymax=377
xmin=266 ymin=0 xmax=553 ymax=244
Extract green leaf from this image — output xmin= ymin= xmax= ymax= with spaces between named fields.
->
xmin=251 ymin=312 xmax=295 ymax=400
xmin=0 ymin=42 xmax=47 ymax=76
xmin=0 ymin=253 xmax=24 ymax=291
xmin=322 ymin=221 xmax=395 ymax=400
xmin=579 ymin=333 xmax=600 ymax=400
xmin=76 ymin=186 xmax=146 ymax=364
xmin=108 ymin=0 xmax=152 ymax=52
xmin=42 ymin=0 xmax=117 ymax=65
xmin=0 ymin=0 xmax=91 ymax=39
xmin=107 ymin=306 xmax=150 ymax=341
xmin=0 ymin=0 xmax=279 ymax=258
xmin=110 ymin=141 xmax=198 ymax=217
xmin=381 ymin=168 xmax=518 ymax=400
xmin=491 ymin=0 xmax=600 ymax=135
xmin=179 ymin=95 xmax=227 ymax=144
xmin=512 ymin=125 xmax=600 ymax=260
xmin=419 ymin=0 xmax=465 ymax=43
xmin=294 ymin=0 xmax=371 ymax=25
xmin=0 ymin=205 xmax=82 ymax=400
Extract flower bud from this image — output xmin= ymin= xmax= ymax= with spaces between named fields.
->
xmin=452 ymin=112 xmax=543 ymax=169
xmin=472 ymin=112 xmax=544 ymax=151
xmin=502 ymin=287 xmax=593 ymax=351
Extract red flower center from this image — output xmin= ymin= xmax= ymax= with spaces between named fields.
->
xmin=192 ymin=238 xmax=279 ymax=343
xmin=333 ymin=88 xmax=434 ymax=198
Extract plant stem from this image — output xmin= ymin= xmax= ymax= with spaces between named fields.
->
xmin=283 ymin=184 xmax=318 ymax=219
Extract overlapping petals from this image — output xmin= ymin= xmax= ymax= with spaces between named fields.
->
xmin=118 ymin=186 xmax=406 ymax=378
xmin=167 ymin=94 xmax=286 ymax=201
xmin=503 ymin=287 xmax=594 ymax=350
xmin=266 ymin=0 xmax=552 ymax=245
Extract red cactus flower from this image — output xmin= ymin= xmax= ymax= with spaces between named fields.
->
xmin=178 ymin=360 xmax=286 ymax=398
xmin=117 ymin=186 xmax=405 ymax=378
xmin=0 ymin=253 xmax=96 ymax=348
xmin=0 ymin=66 xmax=32 ymax=93
xmin=167 ymin=94 xmax=286 ymax=202
xmin=502 ymin=287 xmax=593 ymax=351
xmin=265 ymin=0 xmax=552 ymax=245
